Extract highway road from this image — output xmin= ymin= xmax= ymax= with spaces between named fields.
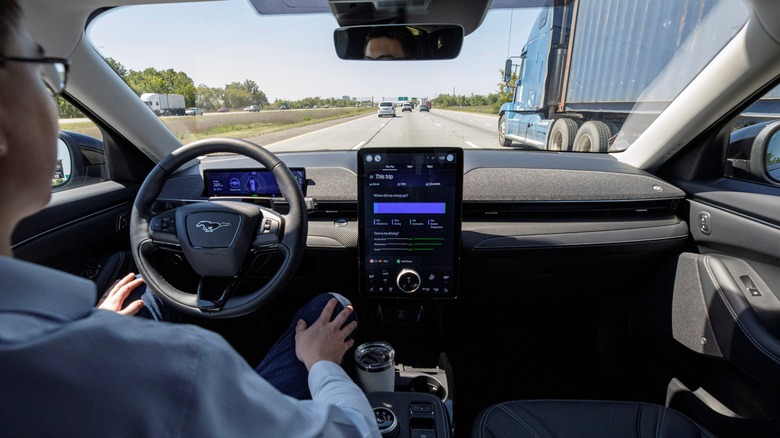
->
xmin=261 ymin=108 xmax=502 ymax=152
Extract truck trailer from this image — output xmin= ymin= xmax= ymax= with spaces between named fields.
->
xmin=498 ymin=0 xmax=743 ymax=152
xmin=140 ymin=93 xmax=186 ymax=116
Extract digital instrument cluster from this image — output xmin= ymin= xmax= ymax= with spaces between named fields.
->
xmin=203 ymin=168 xmax=307 ymax=197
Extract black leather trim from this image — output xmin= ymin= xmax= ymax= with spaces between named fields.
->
xmin=472 ymin=400 xmax=713 ymax=438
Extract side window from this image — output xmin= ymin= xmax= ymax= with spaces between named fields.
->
xmin=53 ymin=96 xmax=109 ymax=191
xmin=537 ymin=9 xmax=547 ymax=29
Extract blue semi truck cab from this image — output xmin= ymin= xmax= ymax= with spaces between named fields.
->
xmin=499 ymin=5 xmax=570 ymax=150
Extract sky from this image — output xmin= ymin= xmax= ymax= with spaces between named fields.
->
xmin=88 ymin=1 xmax=540 ymax=102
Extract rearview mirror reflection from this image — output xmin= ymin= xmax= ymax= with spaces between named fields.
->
xmin=334 ymin=24 xmax=464 ymax=60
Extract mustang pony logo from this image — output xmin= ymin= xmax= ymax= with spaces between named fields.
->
xmin=196 ymin=221 xmax=231 ymax=233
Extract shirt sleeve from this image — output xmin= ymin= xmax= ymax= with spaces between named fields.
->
xmin=175 ymin=327 xmax=381 ymax=438
xmin=308 ymin=360 xmax=380 ymax=437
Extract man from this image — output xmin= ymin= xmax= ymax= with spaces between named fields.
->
xmin=364 ymin=26 xmax=417 ymax=60
xmin=0 ymin=1 xmax=379 ymax=435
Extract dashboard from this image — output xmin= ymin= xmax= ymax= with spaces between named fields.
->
xmin=155 ymin=149 xmax=690 ymax=299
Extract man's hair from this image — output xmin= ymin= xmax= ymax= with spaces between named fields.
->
xmin=365 ymin=26 xmax=417 ymax=59
xmin=0 ymin=0 xmax=22 ymax=53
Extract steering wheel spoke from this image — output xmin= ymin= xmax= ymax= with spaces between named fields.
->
xmin=196 ymin=276 xmax=238 ymax=312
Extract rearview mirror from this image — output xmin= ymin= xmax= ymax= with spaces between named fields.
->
xmin=334 ymin=24 xmax=463 ymax=60
xmin=504 ymin=59 xmax=513 ymax=82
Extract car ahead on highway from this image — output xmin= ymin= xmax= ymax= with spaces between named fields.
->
xmin=243 ymin=104 xmax=260 ymax=112
xmin=377 ymin=101 xmax=396 ymax=117
xmin=16 ymin=0 xmax=780 ymax=437
xmin=419 ymin=104 xmax=430 ymax=112
xmin=184 ymin=107 xmax=203 ymax=116
xmin=218 ymin=106 xmax=229 ymax=113
xmin=401 ymin=102 xmax=413 ymax=112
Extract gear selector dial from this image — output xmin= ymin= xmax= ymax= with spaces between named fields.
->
xmin=397 ymin=269 xmax=421 ymax=293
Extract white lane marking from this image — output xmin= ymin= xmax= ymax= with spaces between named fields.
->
xmin=464 ymin=141 xmax=480 ymax=149
xmin=262 ymin=112 xmax=372 ymax=147
xmin=484 ymin=123 xmax=493 ymax=127
xmin=351 ymin=141 xmax=367 ymax=150
xmin=435 ymin=122 xmax=443 ymax=127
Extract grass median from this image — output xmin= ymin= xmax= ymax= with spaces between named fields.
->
xmin=59 ymin=107 xmax=373 ymax=143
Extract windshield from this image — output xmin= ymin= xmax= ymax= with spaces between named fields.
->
xmin=79 ymin=0 xmax=749 ymax=153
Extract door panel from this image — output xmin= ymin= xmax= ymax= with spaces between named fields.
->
xmin=633 ymin=178 xmax=780 ymax=436
xmin=12 ymin=181 xmax=139 ymax=295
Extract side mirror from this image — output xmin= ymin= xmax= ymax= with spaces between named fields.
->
xmin=52 ymin=137 xmax=72 ymax=188
xmin=334 ymin=24 xmax=463 ymax=60
xmin=53 ymin=131 xmax=107 ymax=190
xmin=504 ymin=59 xmax=513 ymax=82
xmin=763 ymin=127 xmax=780 ymax=182
xmin=744 ymin=121 xmax=780 ymax=183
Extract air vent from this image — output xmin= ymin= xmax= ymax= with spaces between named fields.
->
xmin=309 ymin=201 xmax=358 ymax=220
xmin=462 ymin=198 xmax=681 ymax=221
xmin=377 ymin=0 xmax=429 ymax=9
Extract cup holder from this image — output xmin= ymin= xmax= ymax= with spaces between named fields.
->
xmin=407 ymin=375 xmax=447 ymax=402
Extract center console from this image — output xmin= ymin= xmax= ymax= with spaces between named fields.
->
xmin=356 ymin=347 xmax=454 ymax=437
xmin=368 ymin=391 xmax=450 ymax=438
xmin=357 ymin=148 xmax=462 ymax=437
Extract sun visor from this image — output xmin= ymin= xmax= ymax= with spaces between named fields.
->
xmin=327 ymin=0 xmax=491 ymax=35
xmin=249 ymin=0 xmax=331 ymax=14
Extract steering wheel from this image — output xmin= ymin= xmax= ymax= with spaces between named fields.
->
xmin=130 ymin=138 xmax=307 ymax=318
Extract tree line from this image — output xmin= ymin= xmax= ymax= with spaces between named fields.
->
xmin=431 ymin=68 xmax=517 ymax=111
xmin=57 ymin=58 xmax=270 ymax=117
xmin=56 ymin=61 xmax=513 ymax=118
xmin=270 ymin=97 xmax=370 ymax=109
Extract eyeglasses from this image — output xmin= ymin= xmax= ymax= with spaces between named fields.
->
xmin=0 ymin=55 xmax=69 ymax=95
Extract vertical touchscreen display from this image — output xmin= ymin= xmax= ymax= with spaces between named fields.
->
xmin=358 ymin=148 xmax=462 ymax=297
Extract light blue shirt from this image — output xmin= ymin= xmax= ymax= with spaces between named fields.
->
xmin=0 ymin=256 xmax=379 ymax=437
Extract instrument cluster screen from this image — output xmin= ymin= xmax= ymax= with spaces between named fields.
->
xmin=203 ymin=168 xmax=306 ymax=197
xmin=358 ymin=148 xmax=462 ymax=298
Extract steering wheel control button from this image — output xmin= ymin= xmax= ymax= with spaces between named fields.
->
xmin=397 ymin=269 xmax=421 ymax=293
xmin=185 ymin=212 xmax=240 ymax=248
xmin=151 ymin=214 xmax=176 ymax=233
xmin=373 ymin=407 xmax=398 ymax=437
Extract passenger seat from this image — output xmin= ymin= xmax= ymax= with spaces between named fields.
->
xmin=472 ymin=400 xmax=713 ymax=437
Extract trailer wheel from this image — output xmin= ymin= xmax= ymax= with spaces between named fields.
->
xmin=573 ymin=121 xmax=611 ymax=152
xmin=499 ymin=115 xmax=512 ymax=146
xmin=548 ymin=118 xmax=578 ymax=151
